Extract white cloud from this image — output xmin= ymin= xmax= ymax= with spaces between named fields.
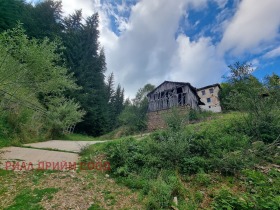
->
xmin=53 ymin=0 xmax=227 ymax=97
xmin=219 ymin=0 xmax=280 ymax=55
xmin=100 ymin=0 xmax=228 ymax=97
xmin=56 ymin=0 xmax=97 ymax=17
xmin=263 ymin=46 xmax=280 ymax=59
xmin=169 ymin=35 xmax=226 ymax=87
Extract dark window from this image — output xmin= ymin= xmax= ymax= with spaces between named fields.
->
xmin=209 ymin=106 xmax=211 ymax=108
xmin=207 ymin=98 xmax=211 ymax=103
xmin=202 ymin=90 xmax=205 ymax=95
xmin=177 ymin=87 xmax=183 ymax=93
xmin=209 ymin=88 xmax=214 ymax=94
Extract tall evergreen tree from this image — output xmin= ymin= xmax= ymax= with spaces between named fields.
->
xmin=62 ymin=12 xmax=108 ymax=136
xmin=0 ymin=0 xmax=126 ymax=135
xmin=106 ymin=72 xmax=115 ymax=103
xmin=109 ymin=84 xmax=124 ymax=129
xmin=0 ymin=0 xmax=25 ymax=32
xmin=20 ymin=0 xmax=63 ymax=40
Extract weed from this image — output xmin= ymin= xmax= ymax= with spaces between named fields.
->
xmin=194 ymin=172 xmax=211 ymax=187
xmin=87 ymin=203 xmax=105 ymax=210
xmin=5 ymin=188 xmax=59 ymax=210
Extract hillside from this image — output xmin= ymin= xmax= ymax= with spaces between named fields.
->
xmin=80 ymin=112 xmax=280 ymax=209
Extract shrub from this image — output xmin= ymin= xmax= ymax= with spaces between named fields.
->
xmin=212 ymin=188 xmax=252 ymax=210
xmin=188 ymin=109 xmax=215 ymax=121
xmin=180 ymin=156 xmax=210 ymax=174
xmin=98 ymin=111 xmax=280 ymax=208
xmin=163 ymin=107 xmax=188 ymax=132
xmin=194 ymin=172 xmax=212 ymax=186
xmin=146 ymin=178 xmax=172 ymax=209
xmin=212 ymin=170 xmax=280 ymax=210
xmin=149 ymin=131 xmax=191 ymax=168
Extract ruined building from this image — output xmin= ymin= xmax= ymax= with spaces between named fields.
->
xmin=146 ymin=81 xmax=222 ymax=131
xmin=146 ymin=81 xmax=204 ymax=130
xmin=197 ymin=84 xmax=222 ymax=113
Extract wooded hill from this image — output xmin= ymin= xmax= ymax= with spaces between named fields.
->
xmin=0 ymin=0 xmax=126 ymax=145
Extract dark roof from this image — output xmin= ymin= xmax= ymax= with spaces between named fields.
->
xmin=147 ymin=81 xmax=204 ymax=105
xmin=196 ymin=83 xmax=221 ymax=91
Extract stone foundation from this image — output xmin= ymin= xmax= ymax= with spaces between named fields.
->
xmin=147 ymin=106 xmax=190 ymax=131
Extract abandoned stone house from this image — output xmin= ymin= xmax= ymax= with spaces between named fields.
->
xmin=146 ymin=81 xmax=204 ymax=130
xmin=197 ymin=84 xmax=222 ymax=113
xmin=146 ymin=81 xmax=221 ymax=131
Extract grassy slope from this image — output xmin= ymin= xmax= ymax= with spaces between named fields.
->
xmin=0 ymin=169 xmax=144 ymax=209
xmin=80 ymin=112 xmax=280 ymax=209
xmin=1 ymin=112 xmax=279 ymax=209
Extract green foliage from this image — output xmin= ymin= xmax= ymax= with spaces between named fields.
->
xmin=212 ymin=169 xmax=280 ymax=209
xmin=180 ymin=156 xmax=209 ymax=174
xmin=0 ymin=25 xmax=83 ymax=144
xmin=62 ymin=12 xmax=110 ymax=136
xmin=188 ymin=109 xmax=215 ymax=121
xmin=242 ymin=169 xmax=280 ymax=209
xmin=194 ymin=171 xmax=211 ymax=186
xmin=20 ymin=0 xmax=63 ymax=40
xmin=46 ymin=97 xmax=85 ymax=138
xmin=163 ymin=107 xmax=188 ymax=132
xmin=0 ymin=0 xmax=127 ymax=137
xmin=212 ymin=188 xmax=252 ymax=210
xmin=84 ymin=111 xmax=280 ymax=209
xmin=0 ymin=0 xmax=25 ymax=32
xmin=220 ymin=62 xmax=280 ymax=143
xmin=88 ymin=203 xmax=104 ymax=210
xmin=146 ymin=178 xmax=172 ymax=209
xmin=118 ymin=84 xmax=155 ymax=133
xmin=106 ymin=73 xmax=125 ymax=130
xmin=5 ymin=188 xmax=59 ymax=210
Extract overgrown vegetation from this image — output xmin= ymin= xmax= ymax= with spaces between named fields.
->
xmin=82 ymin=63 xmax=280 ymax=209
xmin=118 ymin=84 xmax=155 ymax=134
xmin=5 ymin=187 xmax=59 ymax=210
xmin=0 ymin=25 xmax=84 ymax=145
xmin=1 ymin=1 xmax=280 ymax=209
xmin=219 ymin=62 xmax=280 ymax=143
xmin=83 ymin=112 xmax=279 ymax=209
xmin=0 ymin=0 xmax=127 ymax=139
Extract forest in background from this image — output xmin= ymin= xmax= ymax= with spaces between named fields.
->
xmin=0 ymin=0 xmax=279 ymax=145
xmin=0 ymin=0 xmax=129 ymax=145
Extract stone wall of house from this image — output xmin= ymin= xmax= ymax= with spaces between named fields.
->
xmin=147 ymin=106 xmax=190 ymax=131
xmin=197 ymin=85 xmax=222 ymax=112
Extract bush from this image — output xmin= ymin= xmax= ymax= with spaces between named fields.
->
xmin=194 ymin=172 xmax=211 ymax=186
xmin=146 ymin=178 xmax=172 ymax=209
xmin=180 ymin=156 xmax=210 ymax=174
xmin=96 ymin=111 xmax=279 ymax=208
xmin=163 ymin=107 xmax=188 ymax=132
xmin=212 ymin=188 xmax=252 ymax=210
xmin=188 ymin=109 xmax=215 ymax=121
xmin=212 ymin=169 xmax=280 ymax=210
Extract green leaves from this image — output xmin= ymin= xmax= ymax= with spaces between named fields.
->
xmin=46 ymin=97 xmax=85 ymax=137
xmin=220 ymin=62 xmax=280 ymax=143
xmin=0 ymin=25 xmax=84 ymax=140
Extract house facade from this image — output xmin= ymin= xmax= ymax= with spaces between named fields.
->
xmin=196 ymin=83 xmax=222 ymax=113
xmin=146 ymin=81 xmax=204 ymax=130
xmin=147 ymin=81 xmax=204 ymax=112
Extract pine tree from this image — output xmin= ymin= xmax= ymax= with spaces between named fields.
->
xmin=62 ymin=12 xmax=109 ymax=136
xmin=106 ymin=72 xmax=115 ymax=103
xmin=19 ymin=0 xmax=63 ymax=40
xmin=0 ymin=0 xmax=25 ymax=32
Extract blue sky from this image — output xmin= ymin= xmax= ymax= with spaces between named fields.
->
xmin=27 ymin=0 xmax=280 ymax=97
